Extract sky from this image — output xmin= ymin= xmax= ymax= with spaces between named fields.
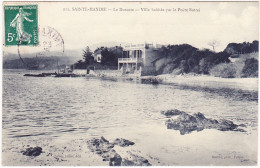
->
xmin=3 ymin=1 xmax=259 ymax=54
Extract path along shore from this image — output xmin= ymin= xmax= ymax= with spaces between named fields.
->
xmin=87 ymin=70 xmax=258 ymax=92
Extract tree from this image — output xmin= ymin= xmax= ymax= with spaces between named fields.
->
xmin=252 ymin=40 xmax=259 ymax=52
xmin=100 ymin=46 xmax=123 ymax=66
xmin=82 ymin=46 xmax=94 ymax=66
xmin=208 ymin=40 xmax=219 ymax=52
xmin=74 ymin=60 xmax=86 ymax=69
xmin=242 ymin=58 xmax=258 ymax=77
xmin=199 ymin=58 xmax=209 ymax=74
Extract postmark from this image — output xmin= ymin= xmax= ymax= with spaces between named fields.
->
xmin=4 ymin=5 xmax=38 ymax=46
xmin=36 ymin=26 xmax=64 ymax=57
xmin=17 ymin=26 xmax=64 ymax=69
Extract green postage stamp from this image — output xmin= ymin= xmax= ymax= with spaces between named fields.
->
xmin=4 ymin=5 xmax=38 ymax=46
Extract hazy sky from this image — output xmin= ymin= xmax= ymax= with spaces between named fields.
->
xmin=3 ymin=1 xmax=259 ymax=53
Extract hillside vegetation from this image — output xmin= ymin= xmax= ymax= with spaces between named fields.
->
xmin=78 ymin=40 xmax=258 ymax=78
xmin=4 ymin=40 xmax=258 ymax=78
xmin=154 ymin=45 xmax=230 ymax=75
xmin=153 ymin=41 xmax=258 ymax=78
xmin=74 ymin=46 xmax=123 ymax=69
xmin=209 ymin=52 xmax=258 ymax=78
xmin=3 ymin=56 xmax=74 ymax=70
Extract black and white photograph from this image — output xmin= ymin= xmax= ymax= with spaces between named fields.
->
xmin=1 ymin=1 xmax=259 ymax=166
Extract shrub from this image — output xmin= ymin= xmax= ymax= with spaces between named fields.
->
xmin=209 ymin=63 xmax=238 ymax=78
xmin=241 ymin=58 xmax=258 ymax=77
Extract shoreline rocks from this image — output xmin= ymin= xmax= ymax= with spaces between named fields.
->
xmin=122 ymin=152 xmax=152 ymax=166
xmin=161 ymin=109 xmax=185 ymax=117
xmin=162 ymin=110 xmax=246 ymax=135
xmin=112 ymin=138 xmax=135 ymax=147
xmin=87 ymin=137 xmax=121 ymax=166
xmin=141 ymin=78 xmax=162 ymax=85
xmin=22 ymin=147 xmax=43 ymax=157
xmin=87 ymin=136 xmax=151 ymax=166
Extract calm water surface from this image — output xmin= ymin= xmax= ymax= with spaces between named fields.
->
xmin=2 ymin=69 xmax=258 ymax=166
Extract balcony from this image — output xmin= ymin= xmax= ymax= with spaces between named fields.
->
xmin=118 ymin=58 xmax=143 ymax=63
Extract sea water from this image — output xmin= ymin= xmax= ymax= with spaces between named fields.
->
xmin=2 ymin=69 xmax=258 ymax=166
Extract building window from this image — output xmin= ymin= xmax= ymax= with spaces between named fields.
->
xmin=97 ymin=54 xmax=101 ymax=63
xmin=138 ymin=50 xmax=142 ymax=58
xmin=129 ymin=51 xmax=133 ymax=57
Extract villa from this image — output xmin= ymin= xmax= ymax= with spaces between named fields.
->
xmin=118 ymin=43 xmax=164 ymax=76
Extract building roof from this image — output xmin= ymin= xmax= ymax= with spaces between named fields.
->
xmin=94 ymin=49 xmax=102 ymax=55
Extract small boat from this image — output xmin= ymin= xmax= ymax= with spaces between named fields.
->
xmin=54 ymin=73 xmax=77 ymax=77
xmin=24 ymin=73 xmax=46 ymax=77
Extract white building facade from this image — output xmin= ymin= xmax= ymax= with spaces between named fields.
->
xmin=118 ymin=43 xmax=164 ymax=75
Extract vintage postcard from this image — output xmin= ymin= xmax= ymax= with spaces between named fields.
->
xmin=1 ymin=1 xmax=259 ymax=166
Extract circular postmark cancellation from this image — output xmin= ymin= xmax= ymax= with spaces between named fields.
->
xmin=17 ymin=26 xmax=65 ymax=69
xmin=36 ymin=26 xmax=64 ymax=57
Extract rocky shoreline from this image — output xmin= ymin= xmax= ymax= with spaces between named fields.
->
xmin=89 ymin=70 xmax=258 ymax=91
xmin=161 ymin=109 xmax=246 ymax=135
xmin=87 ymin=137 xmax=151 ymax=166
xmin=23 ymin=69 xmax=258 ymax=92
xmin=19 ymin=136 xmax=152 ymax=166
xmin=17 ymin=110 xmax=248 ymax=166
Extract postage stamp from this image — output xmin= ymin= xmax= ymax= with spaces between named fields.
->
xmin=4 ymin=5 xmax=38 ymax=46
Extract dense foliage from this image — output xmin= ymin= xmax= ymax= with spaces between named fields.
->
xmin=74 ymin=46 xmax=123 ymax=69
xmin=155 ymin=44 xmax=230 ymax=75
xmin=100 ymin=46 xmax=123 ymax=66
xmin=224 ymin=40 xmax=259 ymax=54
xmin=72 ymin=40 xmax=259 ymax=78
xmin=74 ymin=60 xmax=86 ymax=69
xmin=241 ymin=58 xmax=258 ymax=78
xmin=83 ymin=46 xmax=94 ymax=66
xmin=74 ymin=47 xmax=94 ymax=69
xmin=3 ymin=56 xmax=70 ymax=70
xmin=210 ymin=63 xmax=238 ymax=78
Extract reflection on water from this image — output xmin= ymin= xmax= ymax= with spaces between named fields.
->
xmin=2 ymin=69 xmax=258 ymax=166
